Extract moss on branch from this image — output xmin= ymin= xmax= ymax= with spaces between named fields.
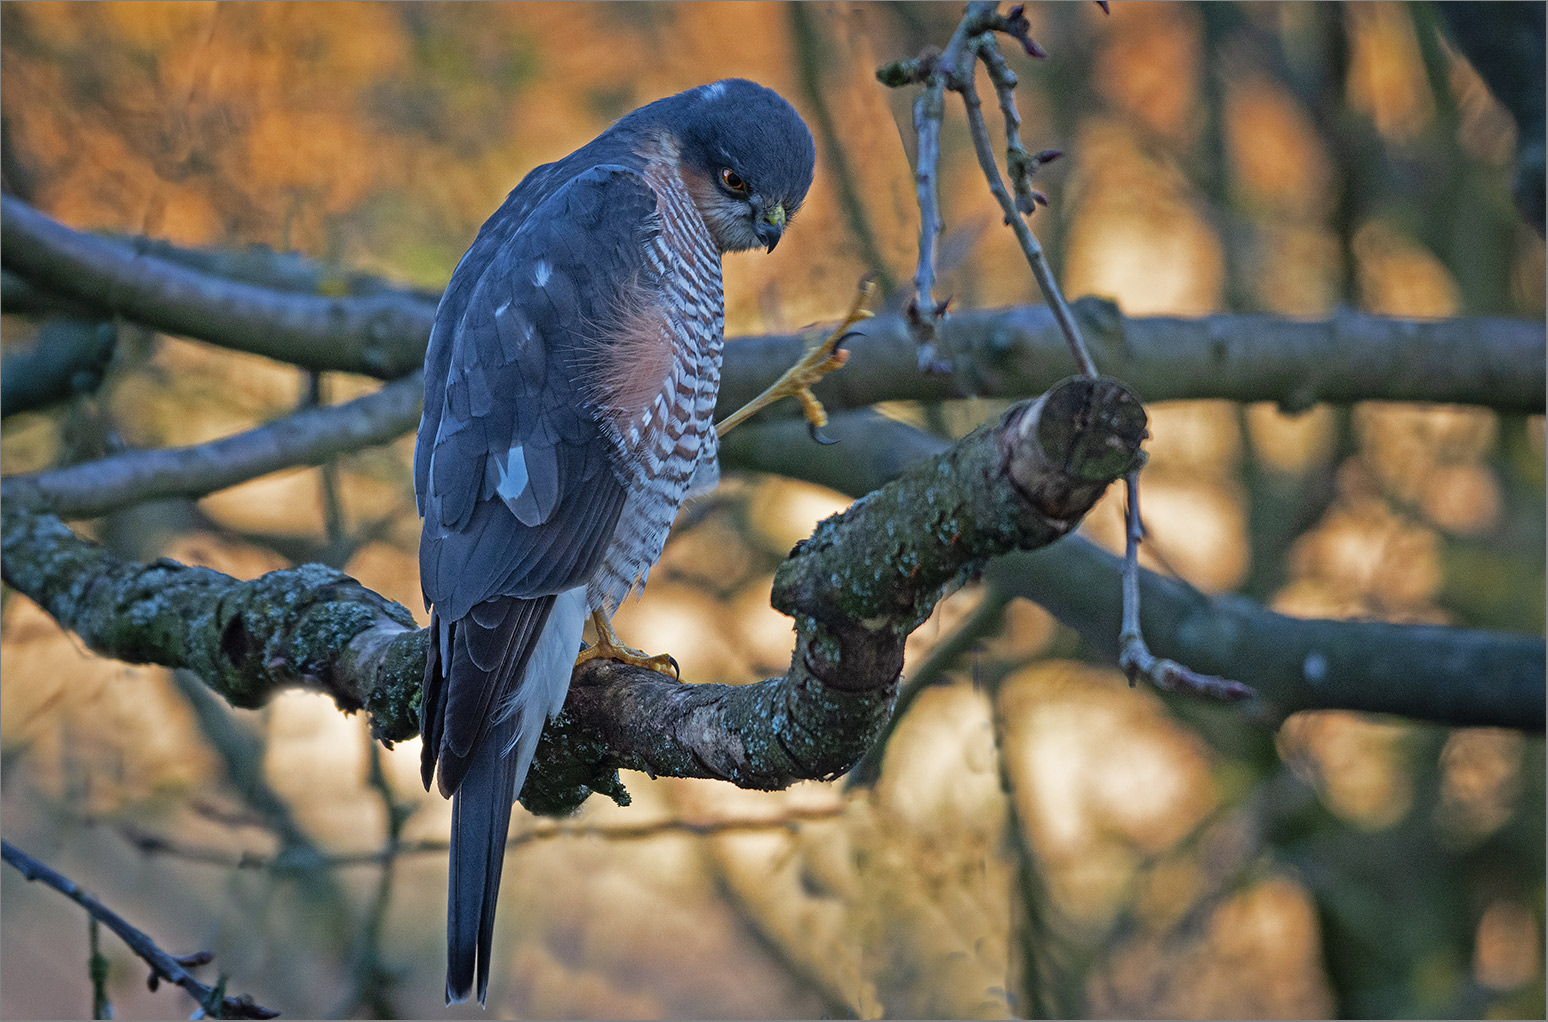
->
xmin=1 ymin=377 xmax=1144 ymax=813
xmin=0 ymin=505 xmax=424 ymax=741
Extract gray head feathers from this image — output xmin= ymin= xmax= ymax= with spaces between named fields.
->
xmin=623 ymin=78 xmax=816 ymax=214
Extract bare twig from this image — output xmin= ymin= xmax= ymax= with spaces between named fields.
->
xmin=333 ymin=738 xmax=407 ymax=1018
xmin=906 ymin=80 xmax=950 ymax=373
xmin=2 ymin=840 xmax=277 ymax=1019
xmin=975 ymin=20 xmax=1059 ymax=216
xmin=1117 ymin=472 xmax=1255 ymax=703
xmin=986 ymin=669 xmax=1078 ymax=1020
xmin=89 ymin=917 xmax=112 ymax=1021
xmin=957 ymin=39 xmax=1098 ymax=378
xmin=876 ymin=7 xmax=991 ymax=372
xmin=878 ymin=2 xmax=1098 ymax=378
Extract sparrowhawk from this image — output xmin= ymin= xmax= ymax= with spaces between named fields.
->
xmin=415 ymin=79 xmax=816 ymax=1005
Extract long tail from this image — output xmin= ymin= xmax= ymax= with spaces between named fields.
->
xmin=427 ymin=586 xmax=589 ymax=1006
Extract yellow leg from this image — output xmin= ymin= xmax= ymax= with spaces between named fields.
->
xmin=714 ymin=275 xmax=876 ymax=440
xmin=574 ymin=608 xmax=680 ymax=679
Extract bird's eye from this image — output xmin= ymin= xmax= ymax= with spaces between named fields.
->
xmin=720 ymin=168 xmax=749 ymax=194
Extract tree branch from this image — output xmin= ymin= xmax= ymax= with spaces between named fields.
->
xmin=987 ymin=534 xmax=1547 ymax=732
xmin=718 ymin=301 xmax=1547 ymax=416
xmin=724 ymin=409 xmax=1546 ymax=732
xmin=0 ymin=196 xmax=432 ymax=379
xmin=0 ymin=377 xmax=1147 ymax=814
xmin=1 ymin=374 xmax=422 ymax=519
xmin=5 ymin=297 xmax=1538 ymax=524
xmin=4 ymin=199 xmax=1541 ymax=414
xmin=0 ymin=503 xmax=427 ymax=740
xmin=2 ymin=839 xmax=277 ymax=1019
xmin=0 ymin=317 xmax=118 ymax=417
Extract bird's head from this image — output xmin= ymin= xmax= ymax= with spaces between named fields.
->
xmin=647 ymin=79 xmax=816 ymax=254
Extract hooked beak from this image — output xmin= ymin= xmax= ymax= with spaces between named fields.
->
xmin=755 ymin=202 xmax=786 ymax=253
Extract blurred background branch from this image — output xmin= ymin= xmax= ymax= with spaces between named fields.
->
xmin=1 ymin=839 xmax=278 ymax=1019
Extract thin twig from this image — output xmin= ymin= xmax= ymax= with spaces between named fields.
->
xmin=1117 ymin=472 xmax=1255 ymax=702
xmin=956 ymin=46 xmax=1098 ymax=378
xmin=985 ymin=668 xmax=1076 ymax=1020
xmin=876 ymin=6 xmax=990 ymax=373
xmin=1 ymin=840 xmax=277 ymax=1019
xmin=974 ymin=25 xmax=1060 ymax=217
xmin=908 ymin=81 xmax=950 ymax=372
xmin=333 ymin=738 xmax=407 ymax=1018
xmin=878 ymin=2 xmax=1097 ymax=378
xmin=89 ymin=917 xmax=112 ymax=1021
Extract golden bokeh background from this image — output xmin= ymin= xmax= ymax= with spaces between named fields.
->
xmin=1 ymin=2 xmax=1543 ymax=1019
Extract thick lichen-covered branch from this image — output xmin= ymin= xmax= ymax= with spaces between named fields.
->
xmin=726 ymin=409 xmax=1546 ymax=733
xmin=1 ymin=377 xmax=1146 ymax=814
xmin=525 ymin=376 xmax=1144 ymax=812
xmin=0 ymin=504 xmax=426 ymax=741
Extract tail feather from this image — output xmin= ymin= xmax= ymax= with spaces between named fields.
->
xmin=446 ymin=716 xmax=519 ymax=1005
xmin=439 ymin=585 xmax=589 ymax=1006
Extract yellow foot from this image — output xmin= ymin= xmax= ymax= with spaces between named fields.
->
xmin=715 ymin=275 xmax=877 ymax=442
xmin=574 ymin=609 xmax=679 ymax=679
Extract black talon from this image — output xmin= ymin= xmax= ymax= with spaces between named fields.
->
xmin=833 ymin=329 xmax=863 ymax=354
xmin=809 ymin=421 xmax=839 ymax=445
xmin=667 ymin=654 xmax=681 ymax=679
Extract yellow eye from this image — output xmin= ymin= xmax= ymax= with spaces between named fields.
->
xmin=720 ymin=168 xmax=749 ymax=194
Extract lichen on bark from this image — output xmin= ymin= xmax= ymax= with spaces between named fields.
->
xmin=2 ymin=376 xmax=1146 ymax=814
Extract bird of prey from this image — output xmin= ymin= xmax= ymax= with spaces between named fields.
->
xmin=415 ymin=79 xmax=817 ymax=1005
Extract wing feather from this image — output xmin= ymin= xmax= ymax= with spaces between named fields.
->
xmin=417 ymin=163 xmax=670 ymax=800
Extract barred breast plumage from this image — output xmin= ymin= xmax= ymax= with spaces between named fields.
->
xmin=589 ymin=153 xmax=725 ymax=616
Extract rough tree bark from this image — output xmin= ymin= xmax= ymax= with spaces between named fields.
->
xmin=722 ymin=411 xmax=1548 ymax=733
xmin=1 ymin=376 xmax=1146 ymax=814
